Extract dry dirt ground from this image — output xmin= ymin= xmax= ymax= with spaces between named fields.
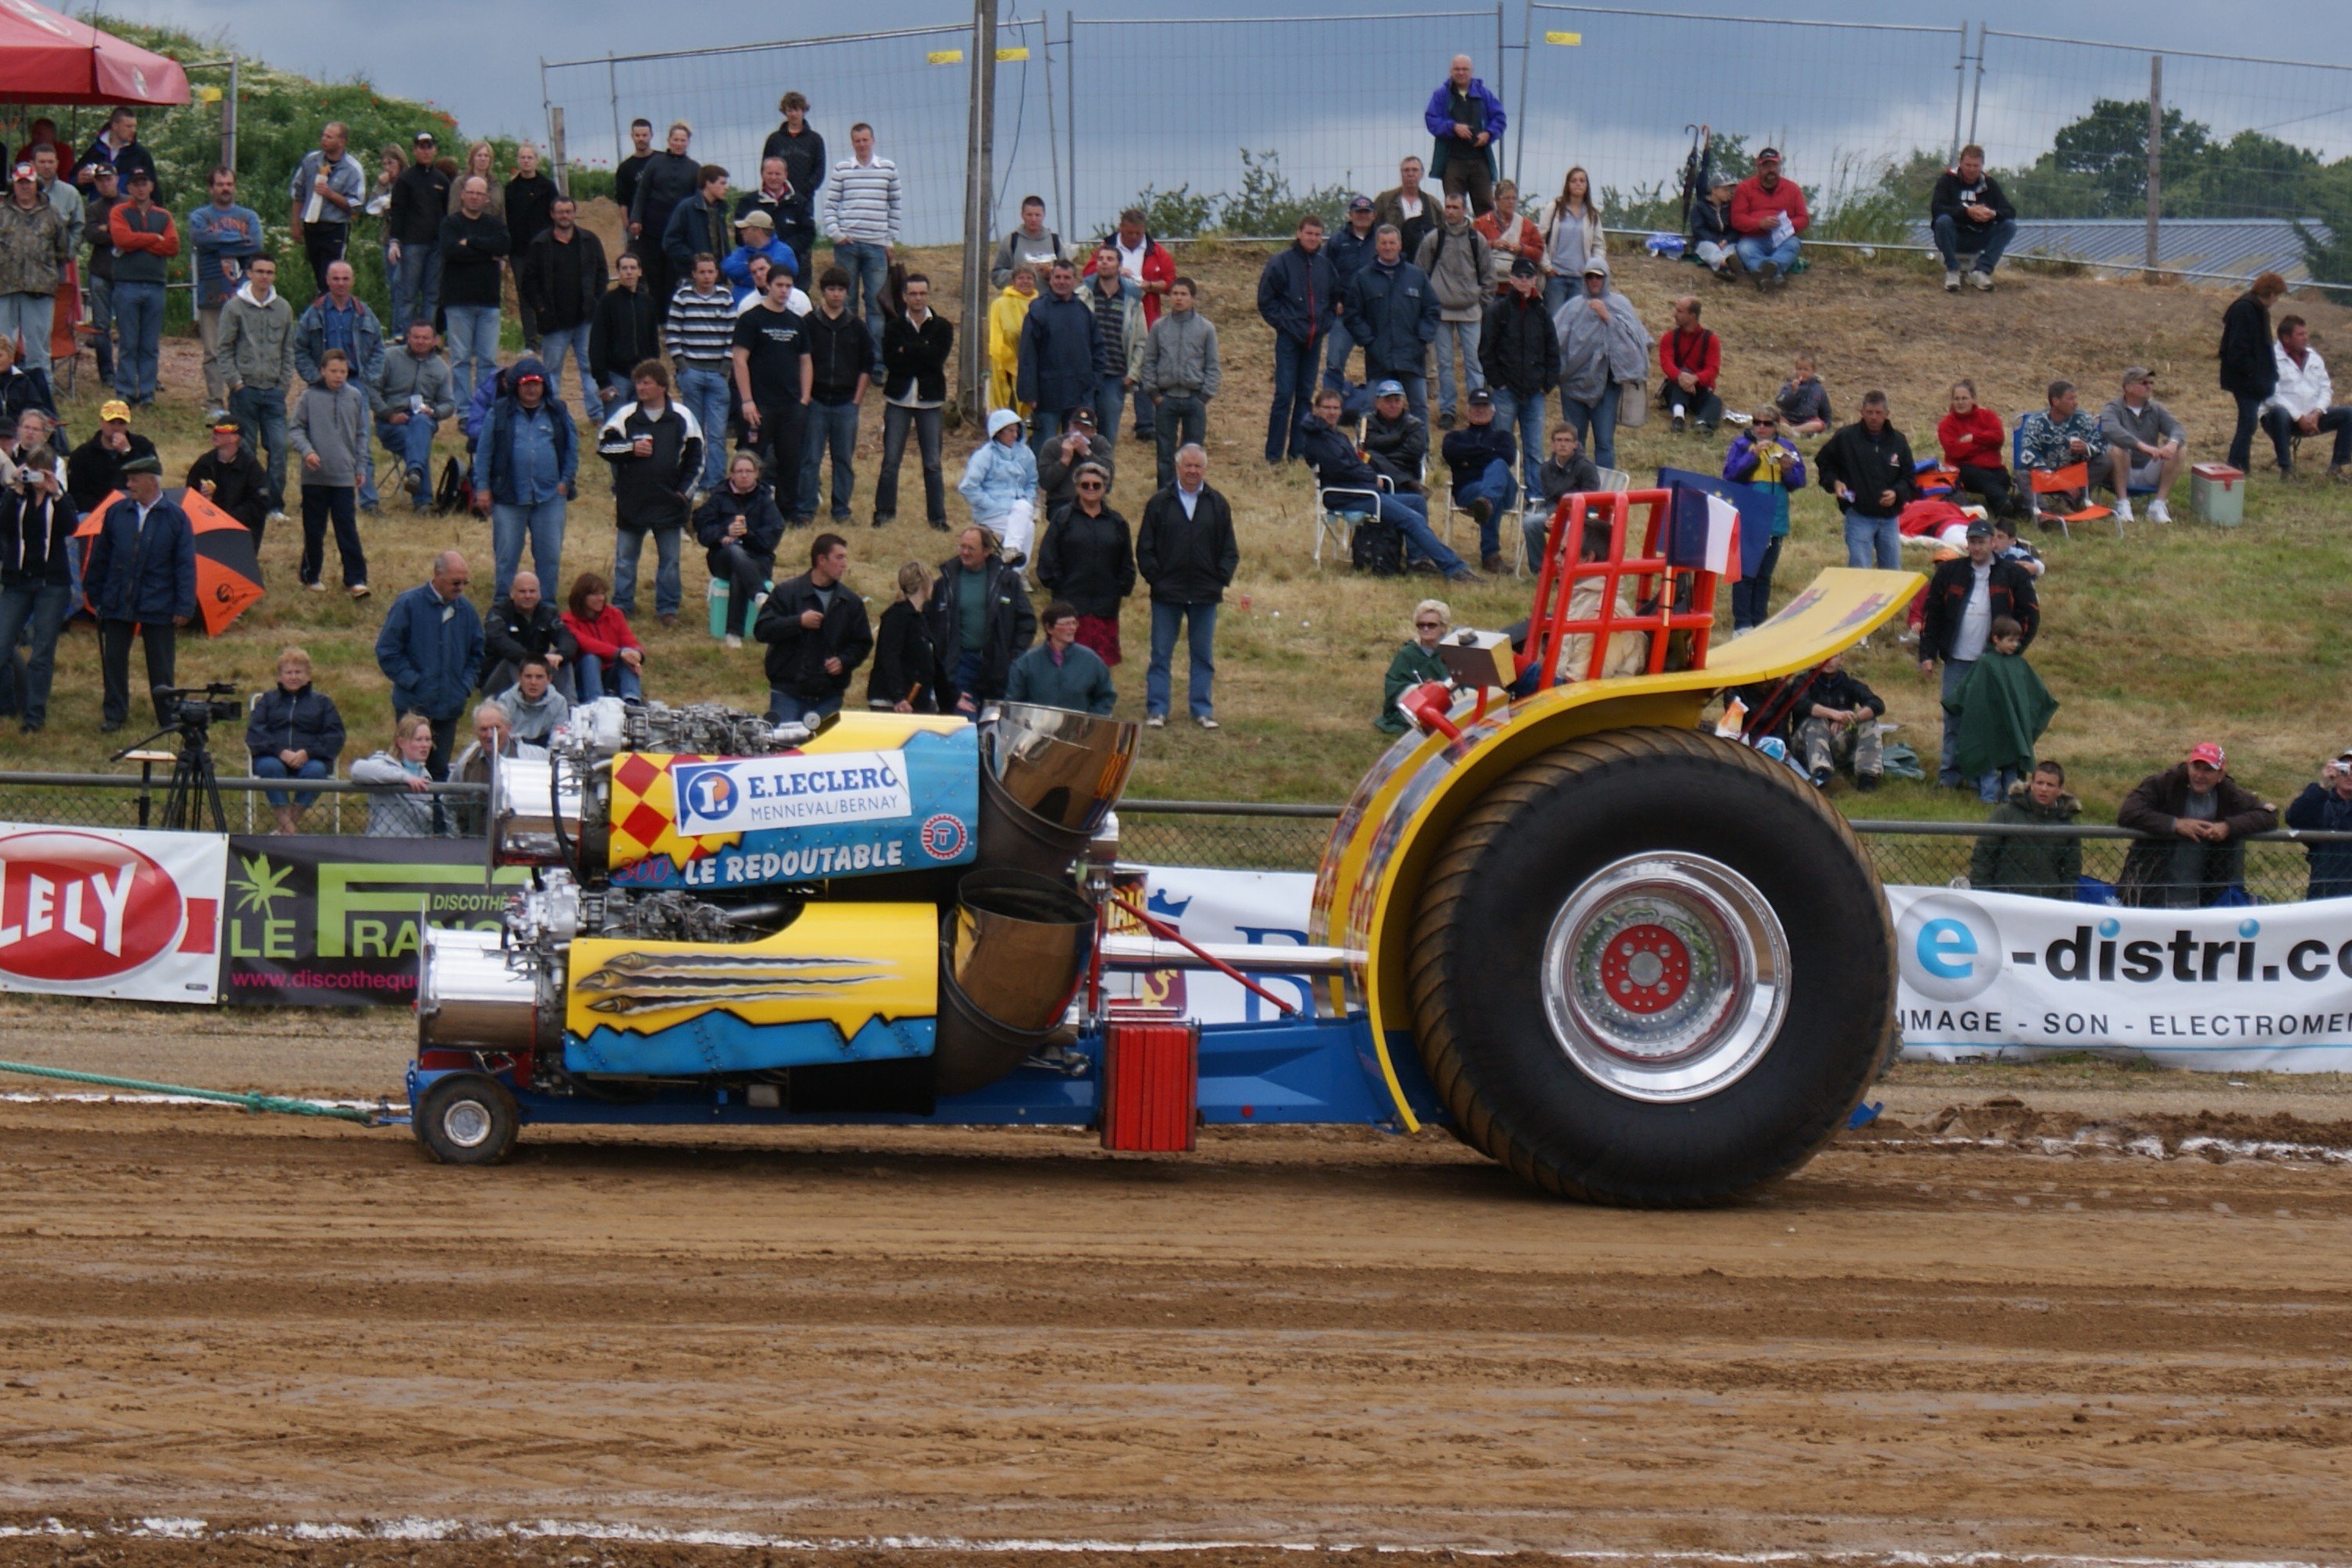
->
xmin=2 ymin=1017 xmax=2350 ymax=1566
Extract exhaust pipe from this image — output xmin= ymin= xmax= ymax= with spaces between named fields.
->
xmin=418 ymin=927 xmax=550 ymax=1053
xmin=976 ymin=703 xmax=1139 ymax=879
xmin=933 ymin=869 xmax=1096 ymax=1096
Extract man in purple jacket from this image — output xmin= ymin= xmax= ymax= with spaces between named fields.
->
xmin=1424 ymin=56 xmax=1507 ymax=217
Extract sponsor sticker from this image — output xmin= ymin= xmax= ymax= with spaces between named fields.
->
xmin=672 ymin=753 xmax=916 ymax=836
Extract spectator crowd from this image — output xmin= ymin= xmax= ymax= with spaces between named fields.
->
xmin=0 ymin=68 xmax=2343 ymax=898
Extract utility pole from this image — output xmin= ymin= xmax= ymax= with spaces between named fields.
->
xmin=959 ymin=0 xmax=999 ymax=426
xmin=2145 ymin=54 xmax=2162 ymax=275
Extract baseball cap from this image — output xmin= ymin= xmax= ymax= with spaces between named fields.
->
xmin=2121 ymin=365 xmax=2154 ymax=388
xmin=100 ymin=398 xmax=131 ymax=423
xmin=2188 ymin=742 xmax=2227 ymax=768
xmin=1710 ymin=171 xmax=1737 ymax=190
xmin=9 ymin=163 xmax=32 ymax=182
xmin=1964 ymin=519 xmax=1994 ymax=539
xmin=1348 ymin=194 xmax=1374 ymax=212
xmin=209 ymin=417 xmax=241 ymax=434
xmin=1374 ymin=379 xmax=1405 ymax=398
xmin=124 ymin=166 xmax=152 ymax=184
xmin=737 ymin=209 xmax=775 ymax=229
xmin=1756 ymin=147 xmax=1782 ymax=163
xmin=1508 ymin=256 xmax=1538 ymax=279
xmin=413 ymin=131 xmax=437 ymax=144
xmin=1068 ymin=406 xmax=1096 ymax=426
xmin=1466 ymin=388 xmax=1493 ymax=408
xmin=120 ymin=452 xmax=163 ymax=477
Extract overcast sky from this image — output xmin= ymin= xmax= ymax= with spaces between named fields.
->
xmin=91 ymin=0 xmax=2352 ymax=245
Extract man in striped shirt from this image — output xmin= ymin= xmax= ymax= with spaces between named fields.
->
xmin=664 ymin=252 xmax=736 ymax=494
xmin=819 ymin=122 xmax=899 ymax=379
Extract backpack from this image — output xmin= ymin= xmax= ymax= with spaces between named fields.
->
xmin=434 ymin=456 xmax=469 ymax=515
xmin=1350 ymin=514 xmax=1405 ymax=577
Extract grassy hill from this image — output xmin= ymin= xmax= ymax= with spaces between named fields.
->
xmin=8 ymin=24 xmax=2351 ymax=828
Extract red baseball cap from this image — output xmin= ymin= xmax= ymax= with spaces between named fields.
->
xmin=2188 ymin=742 xmax=2226 ymax=768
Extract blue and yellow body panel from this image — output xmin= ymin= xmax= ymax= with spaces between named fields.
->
xmin=1307 ymin=568 xmax=1922 ymax=1129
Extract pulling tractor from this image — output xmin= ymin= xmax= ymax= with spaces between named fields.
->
xmin=414 ymin=489 xmax=1920 ymax=1205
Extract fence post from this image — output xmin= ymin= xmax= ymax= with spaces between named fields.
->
xmin=1947 ymin=24 xmax=1968 ymax=164
xmin=1040 ymin=12 xmax=1062 ymax=239
xmin=222 ymin=55 xmax=238 ymax=175
xmin=2145 ymin=53 xmax=2162 ymax=273
xmin=606 ymin=57 xmax=622 ymax=175
xmin=960 ymin=0 xmax=997 ymax=424
xmin=1512 ymin=2 xmax=1531 ymax=193
xmin=1064 ymin=10 xmax=1078 ymax=230
xmin=1966 ymin=26 xmax=1985 ymax=151
xmin=548 ymin=106 xmax=568 ymax=198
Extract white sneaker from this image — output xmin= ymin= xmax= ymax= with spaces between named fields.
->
xmin=2147 ymin=497 xmax=2171 ymax=522
xmin=724 ymin=633 xmax=742 ymax=650
xmin=1944 ymin=269 xmax=1961 ymax=292
xmin=1195 ymin=715 xmax=1220 ymax=731
xmin=1144 ymin=713 xmax=1166 ymax=728
xmin=1969 ymin=270 xmax=1994 ymax=292
xmin=2114 ymin=499 xmax=2134 ymax=523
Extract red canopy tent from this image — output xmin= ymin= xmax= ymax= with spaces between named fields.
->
xmin=0 ymin=1 xmax=189 ymax=106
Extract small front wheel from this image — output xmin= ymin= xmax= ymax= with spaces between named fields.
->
xmin=414 ymin=1073 xmax=520 ymax=1166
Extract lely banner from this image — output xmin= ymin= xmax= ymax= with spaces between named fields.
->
xmin=220 ymin=837 xmax=528 ymax=1007
xmin=0 ymin=823 xmax=226 ymax=1003
xmin=1891 ymin=884 xmax=2352 ymax=1070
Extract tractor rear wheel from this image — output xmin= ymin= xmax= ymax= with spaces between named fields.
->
xmin=1407 ymin=727 xmax=1893 ymax=1206
xmin=415 ymin=1073 xmax=521 ymax=1166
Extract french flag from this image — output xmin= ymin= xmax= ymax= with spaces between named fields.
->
xmin=1665 ymin=478 xmax=1744 ymax=582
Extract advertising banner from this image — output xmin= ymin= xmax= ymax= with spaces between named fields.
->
xmin=1890 ymin=884 xmax=2352 ymax=1071
xmin=1112 ymin=866 xmax=1321 ymax=1024
xmin=0 ymin=823 xmax=226 ymax=1003
xmin=220 ymin=837 xmax=529 ymax=1007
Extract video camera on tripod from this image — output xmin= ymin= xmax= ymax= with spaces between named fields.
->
xmin=115 ymin=681 xmax=244 ymax=831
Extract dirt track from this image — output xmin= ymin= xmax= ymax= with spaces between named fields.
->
xmin=2 ymin=1044 xmax=2350 ymax=1567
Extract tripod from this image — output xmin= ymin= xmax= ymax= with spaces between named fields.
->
xmin=114 ymin=722 xmax=227 ymax=833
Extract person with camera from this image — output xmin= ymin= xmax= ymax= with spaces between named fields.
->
xmin=83 ymin=452 xmax=192 ymax=732
xmin=0 ymin=407 xmax=74 ymax=735
xmin=245 ymin=646 xmax=344 ymax=834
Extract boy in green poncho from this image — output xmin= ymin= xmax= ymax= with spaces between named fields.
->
xmin=1377 ymin=598 xmax=1453 ymax=734
xmin=1948 ymin=614 xmax=2056 ymax=804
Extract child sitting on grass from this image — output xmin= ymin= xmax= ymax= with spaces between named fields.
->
xmin=1949 ymin=614 xmax=2056 ymax=804
xmin=1774 ymin=352 xmax=1833 ymax=437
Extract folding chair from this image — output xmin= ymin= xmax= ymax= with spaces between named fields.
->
xmin=2027 ymin=462 xmax=2116 ymax=539
xmin=1509 ymin=467 xmax=1631 ymax=578
xmin=1307 ymin=416 xmax=1383 ymax=566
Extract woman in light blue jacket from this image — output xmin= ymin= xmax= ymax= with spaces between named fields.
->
xmin=957 ymin=408 xmax=1040 ymax=562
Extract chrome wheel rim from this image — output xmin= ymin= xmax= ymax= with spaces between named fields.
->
xmin=441 ymin=1098 xmax=495 ymax=1149
xmin=1540 ymin=852 xmax=1790 ymax=1103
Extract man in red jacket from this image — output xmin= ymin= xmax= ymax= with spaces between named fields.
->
xmin=1729 ymin=148 xmax=1808 ymax=289
xmin=1657 ymin=295 xmax=1722 ymax=434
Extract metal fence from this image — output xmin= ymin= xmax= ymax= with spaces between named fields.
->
xmin=0 ymin=776 xmax=2342 ymax=904
xmin=536 ymin=7 xmax=2352 ymax=289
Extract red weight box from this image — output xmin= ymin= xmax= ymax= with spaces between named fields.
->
xmin=1099 ymin=1018 xmax=1199 ymax=1152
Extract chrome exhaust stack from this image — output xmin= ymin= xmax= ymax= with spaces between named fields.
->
xmin=932 ymin=869 xmax=1096 ymax=1095
xmin=976 ymin=703 xmax=1139 ymax=879
xmin=418 ymin=926 xmax=550 ymax=1054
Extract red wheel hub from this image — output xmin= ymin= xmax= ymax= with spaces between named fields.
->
xmin=1599 ymin=924 xmax=1690 ymax=1014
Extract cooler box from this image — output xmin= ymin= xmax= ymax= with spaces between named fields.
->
xmin=2190 ymin=463 xmax=2244 ymax=527
xmin=1099 ymin=1018 xmax=1198 ymax=1152
xmin=707 ymin=576 xmax=772 ymax=637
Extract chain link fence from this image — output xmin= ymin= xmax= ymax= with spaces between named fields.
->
xmin=0 ymin=776 xmax=2343 ymax=903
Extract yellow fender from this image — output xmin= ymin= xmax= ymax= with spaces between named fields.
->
xmin=1308 ymin=568 xmax=1922 ymax=1129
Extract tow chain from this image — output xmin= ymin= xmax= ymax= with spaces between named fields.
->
xmin=0 ymin=1058 xmax=378 ymax=1124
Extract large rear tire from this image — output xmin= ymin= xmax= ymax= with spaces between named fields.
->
xmin=1407 ymin=727 xmax=1893 ymax=1206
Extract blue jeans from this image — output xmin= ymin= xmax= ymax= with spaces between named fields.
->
xmin=1028 ymin=405 xmax=1069 ymax=459
xmin=1455 ymin=458 xmax=1517 ymax=558
xmin=1559 ymin=380 xmax=1621 ymax=470
xmin=1736 ymin=234 xmax=1802 ymax=274
xmin=1933 ymin=213 xmax=2017 ymax=274
xmin=1730 ymin=534 xmax=1784 ymax=630
xmin=88 ymin=275 xmax=114 ymax=381
xmin=575 ymin=651 xmax=643 ymax=702
xmin=1322 ymin=322 xmax=1356 ymax=392
xmin=1092 ymin=376 xmax=1127 ymax=445
xmin=833 ymin=240 xmax=891 ymax=371
xmin=252 ymin=754 xmax=330 ymax=810
xmin=1374 ymin=491 xmax=1468 ymax=578
xmin=1841 ymin=509 xmax=1900 ymax=569
xmin=444 ymin=304 xmax=502 ymax=405
xmin=1487 ymin=386 xmax=1547 ymax=503
xmin=1268 ymin=332 xmax=1322 ymax=462
xmin=389 ymin=242 xmax=442 ymax=334
xmin=230 ymin=383 xmax=289 ymax=511
xmin=1977 ymin=766 xmax=2019 ymax=804
xmin=613 ymin=525 xmax=681 ymax=619
xmin=1147 ymin=600 xmax=1218 ymax=720
xmin=799 ymin=400 xmax=860 ymax=520
xmin=536 ymin=323 xmax=599 ymax=415
xmin=111 ymin=279 xmax=165 ymax=402
xmin=1432 ymin=318 xmax=1483 ymax=418
xmin=1939 ymin=656 xmax=1973 ymax=787
xmin=0 ymin=581 xmax=69 ymax=728
xmin=1152 ymin=393 xmax=1207 ymax=492
xmin=676 ymin=365 xmax=731 ymax=491
xmin=492 ymin=496 xmax=567 ymax=604
xmin=378 ymin=413 xmax=439 ymax=506
xmin=768 ymin=689 xmax=844 ymax=725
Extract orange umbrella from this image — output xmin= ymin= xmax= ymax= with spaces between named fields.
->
xmin=75 ymin=488 xmax=265 ymax=636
